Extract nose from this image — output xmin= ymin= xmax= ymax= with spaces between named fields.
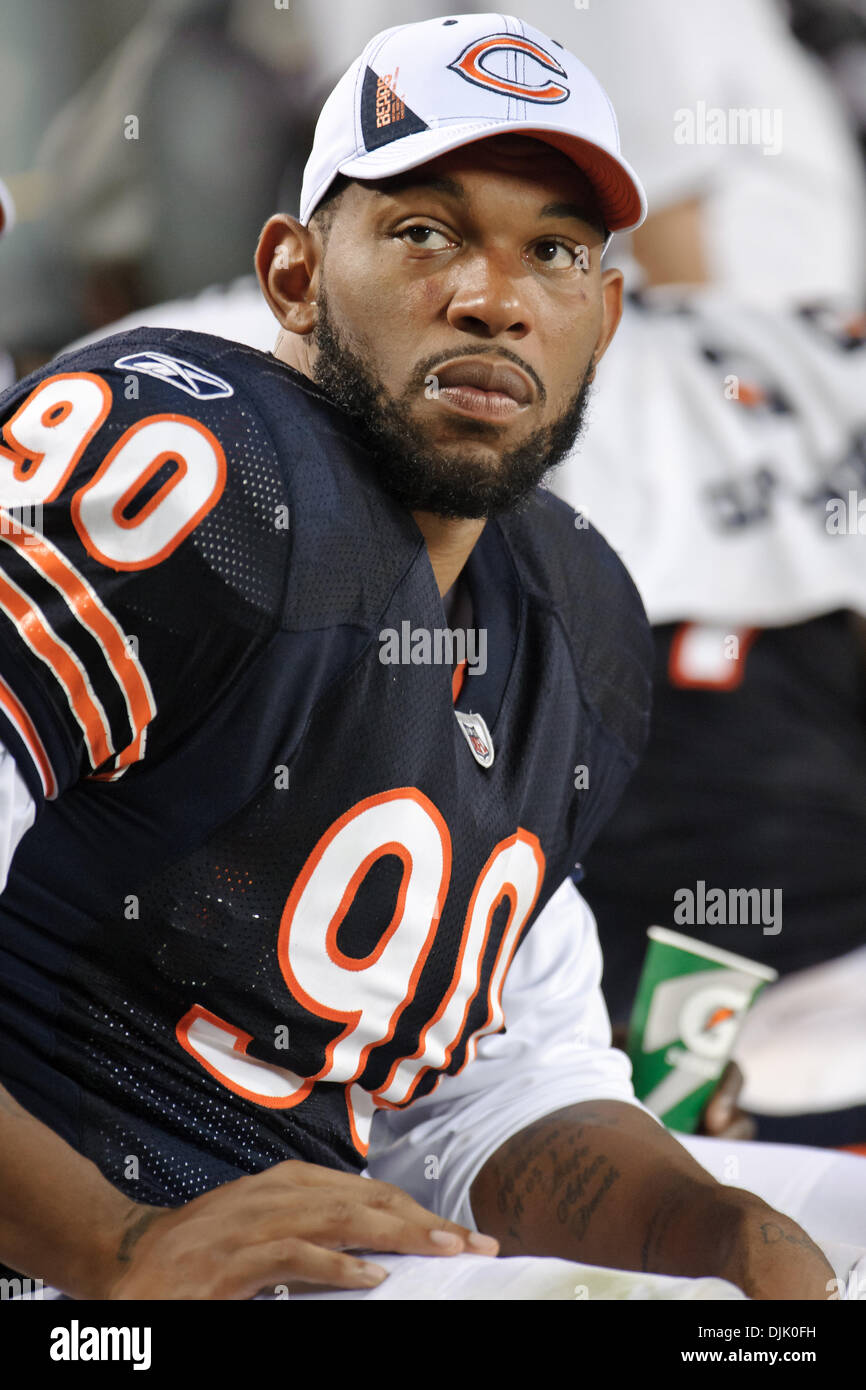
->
xmin=445 ymin=247 xmax=532 ymax=340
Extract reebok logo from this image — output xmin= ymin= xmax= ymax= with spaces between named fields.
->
xmin=114 ymin=351 xmax=233 ymax=400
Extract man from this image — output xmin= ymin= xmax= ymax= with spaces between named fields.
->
xmin=0 ymin=14 xmax=845 ymax=1300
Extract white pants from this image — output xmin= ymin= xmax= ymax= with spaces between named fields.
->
xmin=286 ymin=1135 xmax=866 ymax=1301
xmin=24 ymin=1136 xmax=866 ymax=1301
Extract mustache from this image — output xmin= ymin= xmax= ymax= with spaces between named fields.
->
xmin=407 ymin=345 xmax=547 ymax=405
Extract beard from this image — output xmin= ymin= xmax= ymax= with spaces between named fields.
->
xmin=311 ymin=285 xmax=595 ymax=519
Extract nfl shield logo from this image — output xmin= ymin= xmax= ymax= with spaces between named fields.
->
xmin=455 ymin=710 xmax=495 ymax=768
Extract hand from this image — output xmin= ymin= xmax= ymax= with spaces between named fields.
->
xmin=104 ymin=1160 xmax=499 ymax=1300
xmin=611 ymin=1027 xmax=756 ymax=1141
xmin=699 ymin=1060 xmax=757 ymax=1141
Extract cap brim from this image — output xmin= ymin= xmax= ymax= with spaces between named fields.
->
xmin=333 ymin=118 xmax=646 ymax=234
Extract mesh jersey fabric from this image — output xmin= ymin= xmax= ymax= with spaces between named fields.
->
xmin=0 ymin=326 xmax=651 ymax=1203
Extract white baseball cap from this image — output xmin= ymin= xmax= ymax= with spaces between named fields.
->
xmin=0 ymin=179 xmax=15 ymax=239
xmin=300 ymin=12 xmax=646 ymax=235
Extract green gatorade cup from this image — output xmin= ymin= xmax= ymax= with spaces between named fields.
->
xmin=626 ymin=927 xmax=777 ymax=1133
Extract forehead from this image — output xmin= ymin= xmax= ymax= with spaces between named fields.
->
xmin=349 ymin=134 xmax=603 ymax=224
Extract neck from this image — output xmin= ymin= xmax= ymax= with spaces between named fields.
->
xmin=412 ymin=511 xmax=485 ymax=597
xmin=274 ymin=329 xmax=314 ymax=377
xmin=272 ymin=335 xmax=485 ymax=596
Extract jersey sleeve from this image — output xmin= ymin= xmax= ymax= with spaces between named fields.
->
xmin=0 ymin=333 xmax=289 ymax=807
xmin=366 ymin=877 xmax=660 ymax=1229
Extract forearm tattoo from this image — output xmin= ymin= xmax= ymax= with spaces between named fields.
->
xmin=759 ymin=1221 xmax=826 ymax=1262
xmin=490 ymin=1110 xmax=622 ymax=1248
xmin=116 ymin=1208 xmax=165 ymax=1265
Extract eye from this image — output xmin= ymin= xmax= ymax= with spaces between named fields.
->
xmin=529 ymin=237 xmax=584 ymax=270
xmin=396 ymin=224 xmax=455 ymax=250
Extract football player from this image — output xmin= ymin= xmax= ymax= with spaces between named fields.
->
xmin=0 ymin=14 xmax=847 ymax=1300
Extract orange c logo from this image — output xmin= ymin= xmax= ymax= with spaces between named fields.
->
xmin=449 ymin=34 xmax=570 ymax=105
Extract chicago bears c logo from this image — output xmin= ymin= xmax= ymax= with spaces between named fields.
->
xmin=448 ymin=34 xmax=570 ymax=104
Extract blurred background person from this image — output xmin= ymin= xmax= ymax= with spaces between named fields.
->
xmin=786 ymin=0 xmax=866 ymax=163
xmin=522 ymin=0 xmax=866 ymax=305
xmin=539 ymin=0 xmax=866 ymax=1149
xmin=553 ymin=288 xmax=866 ymax=1151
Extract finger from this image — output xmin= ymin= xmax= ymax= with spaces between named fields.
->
xmin=302 ymin=1199 xmax=495 ymax=1258
xmin=719 ymin=1112 xmax=757 ymax=1142
xmin=252 ymin=1163 xmax=496 ymax=1248
xmin=211 ymin=1237 xmax=390 ymax=1300
xmin=356 ymin=1176 xmax=498 ymax=1248
xmin=716 ymin=1060 xmax=745 ymax=1105
xmin=228 ymin=1186 xmax=490 ymax=1257
xmin=702 ymin=1061 xmax=745 ymax=1132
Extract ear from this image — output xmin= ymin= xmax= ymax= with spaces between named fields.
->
xmin=255 ymin=214 xmax=321 ymax=335
xmin=587 ymin=267 xmax=624 ymax=381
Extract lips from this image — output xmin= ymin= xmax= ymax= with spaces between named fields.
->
xmin=433 ymin=358 xmax=535 ymax=406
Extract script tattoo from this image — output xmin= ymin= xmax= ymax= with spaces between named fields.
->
xmin=571 ymin=1162 xmax=621 ymax=1243
xmin=759 ymin=1221 xmax=825 ymax=1260
xmin=489 ymin=1110 xmax=623 ymax=1249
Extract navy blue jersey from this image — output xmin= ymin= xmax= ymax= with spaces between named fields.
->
xmin=0 ymin=327 xmax=651 ymax=1204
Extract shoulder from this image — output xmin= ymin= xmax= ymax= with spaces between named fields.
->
xmin=499 ymin=487 xmax=653 ymax=757
xmin=5 ymin=328 xmax=421 ymax=632
xmin=40 ymin=324 xmax=335 ymax=444
xmin=7 ymin=326 xmax=319 ymax=495
xmin=0 ymin=328 xmax=292 ymax=617
xmin=499 ymin=486 xmax=649 ymax=633
xmin=0 ymin=329 xmax=398 ymax=797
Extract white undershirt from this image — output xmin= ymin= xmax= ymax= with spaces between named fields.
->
xmin=0 ymin=746 xmax=36 ymax=892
